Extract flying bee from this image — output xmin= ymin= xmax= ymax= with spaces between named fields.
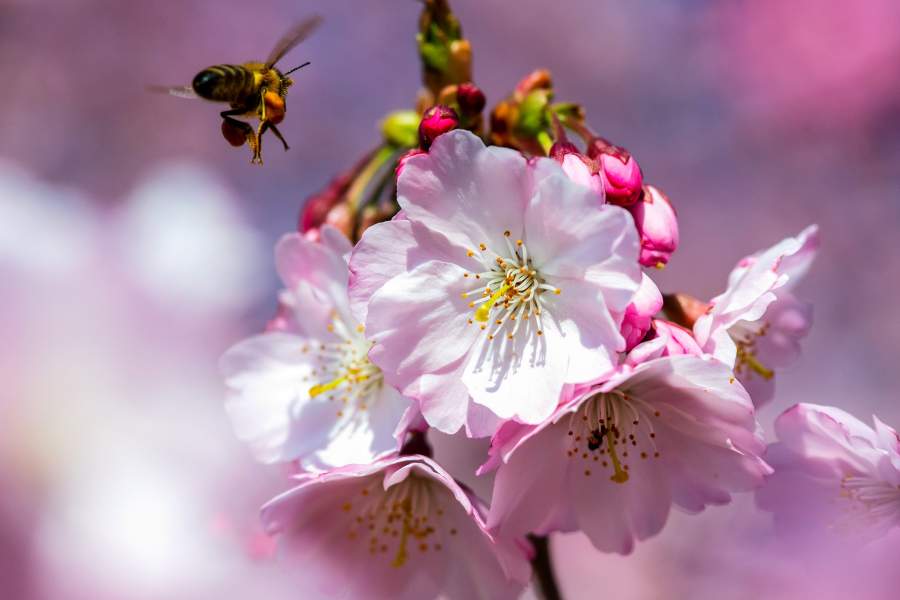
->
xmin=152 ymin=15 xmax=322 ymax=165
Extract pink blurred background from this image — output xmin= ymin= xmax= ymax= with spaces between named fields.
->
xmin=2 ymin=1 xmax=899 ymax=598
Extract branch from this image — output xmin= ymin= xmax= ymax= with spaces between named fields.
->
xmin=528 ymin=534 xmax=563 ymax=600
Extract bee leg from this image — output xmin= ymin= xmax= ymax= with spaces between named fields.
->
xmin=257 ymin=88 xmax=268 ymax=122
xmin=220 ymin=109 xmax=262 ymax=165
xmin=267 ymin=123 xmax=290 ymax=152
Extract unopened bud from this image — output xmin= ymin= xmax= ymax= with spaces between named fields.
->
xmin=628 ymin=185 xmax=679 ymax=268
xmin=419 ymin=105 xmax=459 ymax=150
xmin=515 ymin=69 xmax=552 ymax=99
xmin=626 ymin=319 xmax=703 ymax=366
xmin=300 ymin=178 xmax=346 ymax=235
xmin=381 ymin=110 xmax=421 ymax=149
xmin=515 ymin=89 xmax=551 ymax=138
xmin=457 ymin=82 xmax=486 ymax=116
xmin=588 ymin=137 xmax=643 ymax=206
xmin=551 ymin=142 xmax=603 ymax=201
xmin=621 ymin=273 xmax=663 ymax=351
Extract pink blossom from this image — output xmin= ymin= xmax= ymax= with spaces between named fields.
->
xmin=620 ymin=273 xmax=663 ymax=351
xmin=625 ymin=319 xmax=703 ymax=366
xmin=220 ymin=228 xmax=411 ymax=469
xmin=627 ymin=185 xmax=679 ymax=268
xmin=587 ymin=137 xmax=643 ymax=207
xmin=261 ymin=454 xmax=531 ymax=600
xmin=757 ymin=404 xmax=900 ymax=542
xmin=349 ymin=130 xmax=642 ymax=433
xmin=485 ymin=355 xmax=770 ymax=554
xmin=694 ymin=225 xmax=819 ymax=407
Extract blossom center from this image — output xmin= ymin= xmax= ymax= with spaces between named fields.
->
xmin=461 ymin=230 xmax=560 ymax=342
xmin=833 ymin=474 xmax=900 ymax=535
xmin=730 ymin=321 xmax=774 ymax=380
xmin=565 ymin=390 xmax=662 ymax=483
xmin=341 ymin=475 xmax=455 ymax=567
xmin=304 ymin=314 xmax=383 ymax=418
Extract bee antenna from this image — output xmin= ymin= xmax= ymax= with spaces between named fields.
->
xmin=284 ymin=61 xmax=311 ymax=76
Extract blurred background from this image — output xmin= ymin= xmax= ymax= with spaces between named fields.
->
xmin=2 ymin=0 xmax=899 ymax=598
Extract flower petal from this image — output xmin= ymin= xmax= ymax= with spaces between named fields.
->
xmin=398 ymin=130 xmax=530 ymax=254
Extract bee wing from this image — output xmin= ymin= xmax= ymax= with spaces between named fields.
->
xmin=146 ymin=84 xmax=198 ymax=100
xmin=265 ymin=15 xmax=323 ymax=68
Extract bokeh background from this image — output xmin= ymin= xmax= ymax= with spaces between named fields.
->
xmin=2 ymin=1 xmax=899 ymax=598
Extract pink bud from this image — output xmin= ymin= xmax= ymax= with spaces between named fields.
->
xmin=626 ymin=319 xmax=703 ymax=366
xmin=628 ymin=185 xmax=679 ymax=268
xmin=652 ymin=320 xmax=703 ymax=356
xmin=418 ymin=105 xmax=459 ymax=150
xmin=587 ymin=137 xmax=643 ymax=206
xmin=457 ymin=82 xmax=486 ymax=116
xmin=620 ymin=273 xmax=663 ymax=351
xmin=395 ymin=148 xmax=426 ymax=177
xmin=550 ymin=142 xmax=604 ymax=201
xmin=298 ymin=170 xmax=354 ymax=235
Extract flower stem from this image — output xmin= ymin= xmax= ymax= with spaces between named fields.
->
xmin=528 ymin=534 xmax=563 ymax=600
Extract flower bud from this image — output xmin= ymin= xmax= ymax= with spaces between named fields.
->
xmin=652 ymin=320 xmax=703 ymax=357
xmin=456 ymin=82 xmax=486 ymax=116
xmin=587 ymin=137 xmax=643 ymax=206
xmin=299 ymin=179 xmax=345 ymax=235
xmin=418 ymin=104 xmax=459 ymax=150
xmin=381 ymin=110 xmax=420 ymax=149
xmin=628 ymin=185 xmax=679 ymax=268
xmin=515 ymin=69 xmax=552 ymax=99
xmin=515 ymin=89 xmax=551 ymax=138
xmin=626 ymin=319 xmax=703 ymax=366
xmin=620 ymin=273 xmax=663 ymax=351
xmin=550 ymin=141 xmax=603 ymax=201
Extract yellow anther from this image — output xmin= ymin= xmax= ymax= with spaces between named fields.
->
xmin=554 ymin=288 xmax=561 ymax=295
xmin=474 ymin=284 xmax=509 ymax=322
xmin=309 ymin=376 xmax=347 ymax=398
xmin=356 ymin=324 xmax=365 ymax=333
xmin=655 ymin=262 xmax=665 ymax=270
xmin=479 ymin=243 xmax=487 ymax=251
xmin=516 ymin=239 xmax=523 ymax=246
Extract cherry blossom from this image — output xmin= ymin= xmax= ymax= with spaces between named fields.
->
xmin=261 ymin=454 xmax=531 ymax=600
xmin=349 ymin=130 xmax=642 ymax=433
xmin=220 ymin=228 xmax=411 ymax=469
xmin=485 ymin=355 xmax=770 ymax=554
xmin=694 ymin=225 xmax=819 ymax=407
xmin=757 ymin=403 xmax=900 ymax=542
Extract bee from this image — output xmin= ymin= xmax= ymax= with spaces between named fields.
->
xmin=153 ymin=15 xmax=322 ymax=165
